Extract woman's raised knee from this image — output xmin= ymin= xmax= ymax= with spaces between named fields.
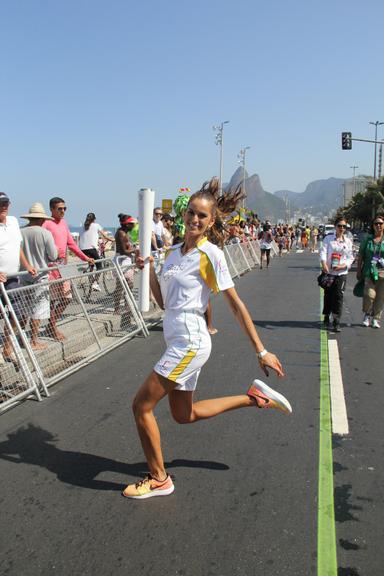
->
xmin=131 ymin=395 xmax=144 ymax=418
xmin=171 ymin=410 xmax=194 ymax=424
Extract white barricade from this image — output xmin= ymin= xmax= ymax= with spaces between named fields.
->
xmin=242 ymin=240 xmax=261 ymax=268
xmin=0 ymin=287 xmax=44 ymax=411
xmin=0 ymin=258 xmax=147 ymax=411
xmin=271 ymin=239 xmax=279 ymax=256
xmin=224 ymin=242 xmax=252 ymax=276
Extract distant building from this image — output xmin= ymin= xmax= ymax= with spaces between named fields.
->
xmin=343 ymin=175 xmax=371 ymax=206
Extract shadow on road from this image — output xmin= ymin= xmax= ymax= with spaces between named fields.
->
xmin=254 ymin=320 xmax=320 ymax=330
xmin=0 ymin=424 xmax=229 ymax=492
xmin=287 ymin=264 xmax=319 ymax=271
xmin=148 ymin=325 xmax=164 ymax=332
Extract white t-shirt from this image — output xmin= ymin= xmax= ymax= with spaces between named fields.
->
xmin=79 ymin=222 xmax=103 ymax=250
xmin=160 ymin=238 xmax=234 ymax=313
xmin=260 ymin=231 xmax=274 ymax=249
xmin=320 ymin=233 xmax=354 ymax=276
xmin=152 ymin=220 xmax=164 ymax=238
xmin=0 ymin=216 xmax=22 ymax=276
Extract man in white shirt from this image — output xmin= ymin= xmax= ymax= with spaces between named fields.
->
xmin=0 ymin=192 xmax=36 ymax=359
xmin=151 ymin=207 xmax=165 ymax=250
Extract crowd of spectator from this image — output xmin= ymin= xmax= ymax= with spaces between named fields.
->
xmin=1 ymin=189 xmax=382 ymax=365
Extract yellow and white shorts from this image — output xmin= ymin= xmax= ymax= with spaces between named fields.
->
xmin=154 ymin=310 xmax=211 ymax=391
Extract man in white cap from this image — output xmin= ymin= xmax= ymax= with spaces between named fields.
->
xmin=0 ymin=192 xmax=36 ymax=360
xmin=19 ymin=203 xmax=58 ymax=350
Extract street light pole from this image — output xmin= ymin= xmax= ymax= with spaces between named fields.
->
xmin=350 ymin=165 xmax=358 ymax=198
xmin=237 ymin=146 xmax=250 ymax=208
xmin=369 ymin=121 xmax=384 ymax=180
xmin=213 ymin=121 xmax=229 ymax=195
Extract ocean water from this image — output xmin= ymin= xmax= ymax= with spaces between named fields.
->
xmin=70 ymin=226 xmax=117 ymax=236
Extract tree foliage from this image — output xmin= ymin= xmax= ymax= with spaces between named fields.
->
xmin=340 ymin=177 xmax=384 ymax=228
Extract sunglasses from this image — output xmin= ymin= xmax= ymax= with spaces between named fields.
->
xmin=374 ymin=221 xmax=383 ymax=225
xmin=0 ymin=201 xmax=10 ymax=207
xmin=337 ymin=224 xmax=347 ymax=228
xmin=154 ymin=212 xmax=162 ymax=216
xmin=56 ymin=207 xmax=67 ymax=212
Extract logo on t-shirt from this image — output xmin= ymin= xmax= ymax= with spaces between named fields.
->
xmin=162 ymin=257 xmax=192 ymax=281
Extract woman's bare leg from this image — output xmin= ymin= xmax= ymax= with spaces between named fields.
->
xmin=132 ymin=371 xmax=177 ymax=480
xmin=132 ymin=371 xmax=255 ymax=477
xmin=168 ymin=389 xmax=254 ymax=424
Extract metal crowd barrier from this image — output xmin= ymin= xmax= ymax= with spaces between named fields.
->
xmin=0 ymin=239 xmax=278 ymax=413
xmin=0 ymin=257 xmax=147 ymax=412
xmin=224 ymin=239 xmax=274 ymax=276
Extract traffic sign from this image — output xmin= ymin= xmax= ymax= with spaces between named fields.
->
xmin=162 ymin=199 xmax=173 ymax=212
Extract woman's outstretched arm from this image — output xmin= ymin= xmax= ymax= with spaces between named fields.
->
xmin=136 ymin=255 xmax=164 ymax=309
xmin=222 ymin=286 xmax=284 ymax=378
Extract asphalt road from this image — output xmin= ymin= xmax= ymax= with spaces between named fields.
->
xmin=0 ymin=251 xmax=382 ymax=576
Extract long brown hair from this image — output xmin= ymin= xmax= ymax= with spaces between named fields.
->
xmin=189 ymin=178 xmax=244 ymax=248
xmin=84 ymin=212 xmax=96 ymax=231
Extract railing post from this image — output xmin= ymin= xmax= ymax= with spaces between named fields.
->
xmin=238 ymin=243 xmax=252 ymax=271
xmin=69 ymin=280 xmax=103 ymax=351
xmin=114 ymin=258 xmax=149 ymax=337
xmin=248 ymin=240 xmax=261 ymax=267
xmin=0 ymin=284 xmax=42 ymax=400
xmin=224 ymin=245 xmax=240 ymax=278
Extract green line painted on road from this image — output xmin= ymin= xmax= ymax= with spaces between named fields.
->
xmin=317 ymin=319 xmax=338 ymax=576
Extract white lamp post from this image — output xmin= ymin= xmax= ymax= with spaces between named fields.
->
xmin=238 ymin=146 xmax=250 ymax=208
xmin=213 ymin=121 xmax=229 ymax=195
xmin=350 ymin=165 xmax=358 ymax=198
xmin=369 ymin=121 xmax=384 ymax=180
xmin=138 ymin=188 xmax=155 ymax=312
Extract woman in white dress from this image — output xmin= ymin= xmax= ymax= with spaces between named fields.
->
xmin=123 ymin=179 xmax=292 ymax=500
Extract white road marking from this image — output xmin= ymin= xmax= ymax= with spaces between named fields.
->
xmin=328 ymin=339 xmax=349 ymax=435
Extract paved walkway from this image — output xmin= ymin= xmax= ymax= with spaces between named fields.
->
xmin=0 ymin=251 xmax=382 ymax=576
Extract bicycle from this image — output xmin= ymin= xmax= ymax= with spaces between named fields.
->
xmin=99 ymin=239 xmax=116 ymax=295
xmin=77 ymin=239 xmax=116 ymax=299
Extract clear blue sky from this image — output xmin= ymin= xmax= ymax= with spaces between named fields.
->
xmin=1 ymin=0 xmax=383 ymax=226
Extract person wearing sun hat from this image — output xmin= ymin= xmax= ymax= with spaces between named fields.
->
xmin=113 ymin=214 xmax=137 ymax=313
xmin=19 ymin=203 xmax=58 ymax=350
xmin=20 ymin=203 xmax=57 ymax=273
xmin=118 ymin=214 xmax=139 ymax=245
xmin=125 ymin=216 xmax=139 ymax=245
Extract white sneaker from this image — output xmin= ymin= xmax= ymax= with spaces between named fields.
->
xmin=362 ymin=314 xmax=371 ymax=327
xmin=247 ymin=379 xmax=292 ymax=414
xmin=372 ymin=319 xmax=381 ymax=329
xmin=92 ymin=282 xmax=101 ymax=292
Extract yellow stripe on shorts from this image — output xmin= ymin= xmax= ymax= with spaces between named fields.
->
xmin=168 ymin=349 xmax=198 ymax=382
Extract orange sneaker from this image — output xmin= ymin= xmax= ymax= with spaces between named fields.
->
xmin=247 ymin=379 xmax=292 ymax=414
xmin=122 ymin=474 xmax=174 ymax=499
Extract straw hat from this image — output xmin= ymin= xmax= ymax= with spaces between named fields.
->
xmin=21 ymin=202 xmax=53 ymax=220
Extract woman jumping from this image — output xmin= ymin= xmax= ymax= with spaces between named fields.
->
xmin=123 ymin=179 xmax=292 ymax=499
